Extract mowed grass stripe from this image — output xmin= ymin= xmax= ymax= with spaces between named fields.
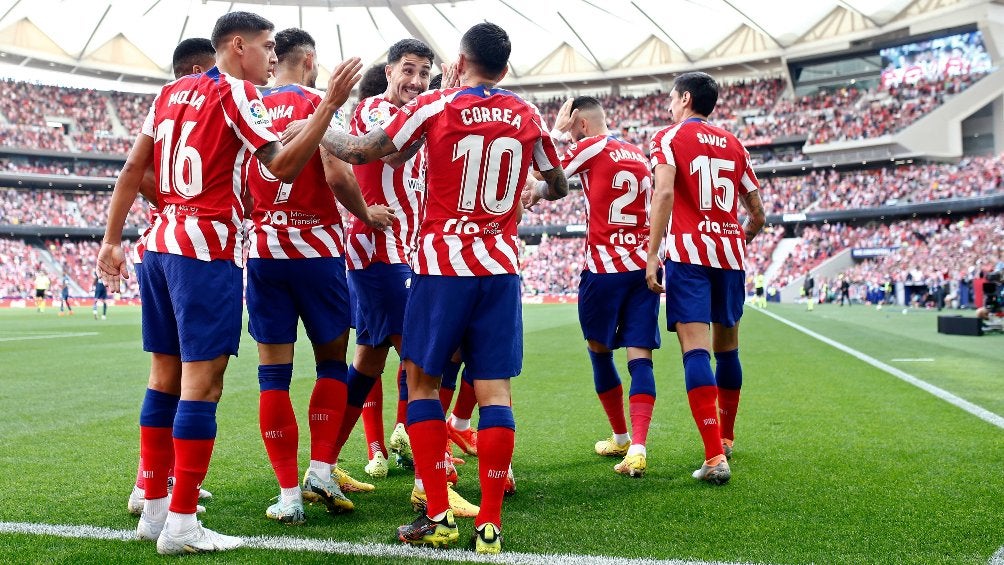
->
xmin=0 ymin=306 xmax=1001 ymax=564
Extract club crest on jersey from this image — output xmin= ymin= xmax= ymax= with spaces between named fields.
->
xmin=249 ymin=99 xmax=272 ymax=127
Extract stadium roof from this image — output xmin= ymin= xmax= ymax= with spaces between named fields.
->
xmin=0 ymin=0 xmax=981 ymax=91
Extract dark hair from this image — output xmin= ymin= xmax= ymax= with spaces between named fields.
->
xmin=210 ymin=11 xmax=274 ymax=49
xmin=673 ymin=72 xmax=719 ymax=117
xmin=358 ymin=65 xmax=389 ymax=100
xmin=571 ymin=95 xmax=601 ymax=113
xmin=388 ymin=38 xmax=434 ymax=66
xmin=172 ymin=38 xmax=215 ymax=79
xmin=460 ymin=22 xmax=510 ymax=77
xmin=428 ymin=74 xmax=442 ymax=90
xmin=274 ymin=28 xmax=315 ymax=64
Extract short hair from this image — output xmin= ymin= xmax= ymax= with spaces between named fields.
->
xmin=673 ymin=72 xmax=719 ymax=117
xmin=210 ymin=11 xmax=274 ymax=49
xmin=460 ymin=22 xmax=510 ymax=77
xmin=387 ymin=38 xmax=434 ymax=66
xmin=570 ymin=96 xmax=602 ymax=113
xmin=428 ymin=74 xmax=442 ymax=90
xmin=358 ymin=65 xmax=389 ymax=100
xmin=274 ymin=28 xmax=315 ymax=64
xmin=172 ymin=38 xmax=215 ymax=79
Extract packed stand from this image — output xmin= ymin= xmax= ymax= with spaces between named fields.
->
xmin=520 ymin=235 xmax=585 ymax=295
xmin=0 ymin=237 xmax=44 ymax=298
xmin=0 ymin=155 xmax=119 ymax=177
xmin=110 ymin=91 xmax=156 ymax=135
xmin=0 ymin=188 xmax=147 ymax=229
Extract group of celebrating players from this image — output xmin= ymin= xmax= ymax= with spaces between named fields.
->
xmin=97 ymin=9 xmax=764 ymax=556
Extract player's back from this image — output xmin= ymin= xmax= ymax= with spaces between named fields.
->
xmin=651 ymin=119 xmax=759 ymax=271
xmin=145 ymin=67 xmax=277 ymax=264
xmin=245 ymin=84 xmax=344 ymax=260
xmin=563 ymin=134 xmax=651 ymax=273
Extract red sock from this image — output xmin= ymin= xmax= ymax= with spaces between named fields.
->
xmin=309 ymin=378 xmax=348 ymax=464
xmin=475 ymin=426 xmax=515 ymax=530
xmin=452 ymin=379 xmax=477 ymax=420
xmin=169 ymin=438 xmax=214 ymax=514
xmin=139 ymin=426 xmax=173 ymax=499
xmin=408 ymin=418 xmax=449 ymax=517
xmin=361 ymin=379 xmax=386 ymax=459
xmin=687 ymin=385 xmax=724 ymax=460
xmin=134 ymin=455 xmax=144 ymax=489
xmin=597 ymin=384 xmax=627 ymax=435
xmin=259 ymin=390 xmax=300 ymax=488
xmin=718 ymin=388 xmax=741 ymax=441
xmin=628 ymin=394 xmax=655 ymax=446
xmin=439 ymin=386 xmax=456 ymax=413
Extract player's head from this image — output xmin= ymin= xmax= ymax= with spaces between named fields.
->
xmin=172 ymin=38 xmax=215 ymax=79
xmin=428 ymin=74 xmax=442 ymax=90
xmin=458 ymin=22 xmax=510 ymax=84
xmin=274 ymin=28 xmax=318 ymax=88
xmin=384 ymin=38 xmax=434 ymax=107
xmin=210 ymin=11 xmax=276 ymax=86
xmin=569 ymin=96 xmax=606 ymax=141
xmin=358 ymin=65 xmax=389 ymax=101
xmin=670 ymin=71 xmax=719 ymax=120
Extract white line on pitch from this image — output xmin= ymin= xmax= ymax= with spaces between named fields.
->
xmin=0 ymin=521 xmax=756 ymax=565
xmin=0 ymin=332 xmax=99 ymax=342
xmin=990 ymin=545 xmax=1004 ymax=565
xmin=890 ymin=358 xmax=935 ymax=362
xmin=751 ymin=308 xmax=1004 ymax=430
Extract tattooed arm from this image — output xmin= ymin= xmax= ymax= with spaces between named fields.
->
xmin=319 ymin=127 xmax=399 ymax=166
xmin=739 ymin=190 xmax=766 ymax=244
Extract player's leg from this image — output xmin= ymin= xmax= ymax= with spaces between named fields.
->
xmin=712 ymin=324 xmax=741 ymax=460
xmin=350 ymin=344 xmax=391 ymax=475
xmin=447 ymin=368 xmax=478 ymax=456
xmin=440 ymin=350 xmax=462 ymax=412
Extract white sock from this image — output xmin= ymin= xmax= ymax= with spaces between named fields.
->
xmin=132 ymin=485 xmax=144 ymax=499
xmin=613 ymin=432 xmax=631 ymax=445
xmin=280 ymin=487 xmax=302 ymax=506
xmin=450 ymin=415 xmax=471 ymax=431
xmin=308 ymin=460 xmax=332 ymax=478
xmin=144 ymin=496 xmax=169 ymax=521
xmin=414 ymin=478 xmax=424 ymax=493
xmin=164 ymin=511 xmax=197 ymax=535
xmin=627 ymin=444 xmax=646 ymax=457
xmin=430 ymin=510 xmax=448 ymax=521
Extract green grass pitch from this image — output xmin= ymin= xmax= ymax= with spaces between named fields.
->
xmin=0 ymin=302 xmax=1001 ymax=564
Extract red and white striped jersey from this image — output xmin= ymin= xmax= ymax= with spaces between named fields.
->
xmin=649 ymin=118 xmax=759 ymax=271
xmin=245 ymin=84 xmax=346 ymax=260
xmin=382 ymin=86 xmax=560 ymax=276
xmin=345 ymin=94 xmax=425 ymax=270
xmin=141 ymin=66 xmax=279 ymax=266
xmin=562 ymin=134 xmax=651 ymax=273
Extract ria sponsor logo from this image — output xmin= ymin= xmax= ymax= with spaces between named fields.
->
xmin=609 ymin=229 xmax=641 ymax=246
xmin=443 ymin=215 xmax=480 ymax=235
xmin=697 ymin=216 xmax=742 ymax=236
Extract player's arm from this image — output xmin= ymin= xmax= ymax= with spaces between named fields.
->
xmin=381 ymin=135 xmax=425 ymax=168
xmin=739 ymin=190 xmax=765 ymax=244
xmin=138 ymin=166 xmax=157 ymax=205
xmin=645 ymin=163 xmax=675 ymax=294
xmin=98 ymin=134 xmax=153 ymax=290
xmin=316 ymin=127 xmax=399 ymax=165
xmin=521 ymin=165 xmax=569 ymax=211
xmin=255 ymin=57 xmax=363 ymax=182
xmin=320 ymin=148 xmax=394 ymax=229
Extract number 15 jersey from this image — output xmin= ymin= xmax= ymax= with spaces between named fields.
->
xmin=649 ymin=118 xmax=759 ymax=271
xmin=381 ymin=86 xmax=560 ymax=277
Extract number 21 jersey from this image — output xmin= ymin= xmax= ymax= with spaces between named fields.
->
xmin=649 ymin=118 xmax=759 ymax=271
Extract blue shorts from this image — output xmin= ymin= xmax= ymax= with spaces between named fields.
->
xmin=402 ymin=275 xmax=521 ymax=380
xmin=578 ymin=269 xmax=661 ymax=350
xmin=247 ymin=257 xmax=350 ymax=345
xmin=139 ymin=251 xmax=243 ymax=362
xmin=664 ymin=261 xmax=745 ymax=331
xmin=94 ymin=283 xmax=108 ymax=300
xmin=348 ymin=262 xmax=412 ymax=347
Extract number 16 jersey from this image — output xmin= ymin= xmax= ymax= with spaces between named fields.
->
xmin=381 ymin=86 xmax=560 ymax=277
xmin=649 ymin=118 xmax=760 ymax=271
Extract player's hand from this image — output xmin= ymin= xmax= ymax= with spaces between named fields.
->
xmin=323 ymin=57 xmax=363 ymax=108
xmin=645 ymin=256 xmax=665 ymax=294
xmin=281 ymin=119 xmax=308 ymax=144
xmin=520 ymin=177 xmax=542 ymax=211
xmin=440 ymin=62 xmax=460 ymax=89
xmin=365 ymin=205 xmax=395 ymax=230
xmin=97 ymin=242 xmax=129 ymax=292
xmin=553 ymin=98 xmax=578 ymax=135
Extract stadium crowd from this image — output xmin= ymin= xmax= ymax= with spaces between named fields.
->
xmin=0 ymin=188 xmax=147 ymax=228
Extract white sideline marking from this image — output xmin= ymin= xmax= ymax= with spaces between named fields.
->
xmin=0 ymin=331 xmax=98 ymax=342
xmin=989 ymin=545 xmax=1004 ymax=565
xmin=752 ymin=308 xmax=1004 ymax=430
xmin=0 ymin=521 xmax=755 ymax=565
xmin=890 ymin=358 xmax=934 ymax=362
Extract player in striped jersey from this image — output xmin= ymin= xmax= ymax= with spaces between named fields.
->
xmin=98 ymin=11 xmax=362 ymax=554
xmin=127 ymin=38 xmax=218 ymax=520
xmin=318 ymin=22 xmax=567 ymax=553
xmin=645 ymin=72 xmax=766 ymax=485
xmin=245 ymin=28 xmax=395 ymax=525
xmin=536 ymin=96 xmax=659 ymax=478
